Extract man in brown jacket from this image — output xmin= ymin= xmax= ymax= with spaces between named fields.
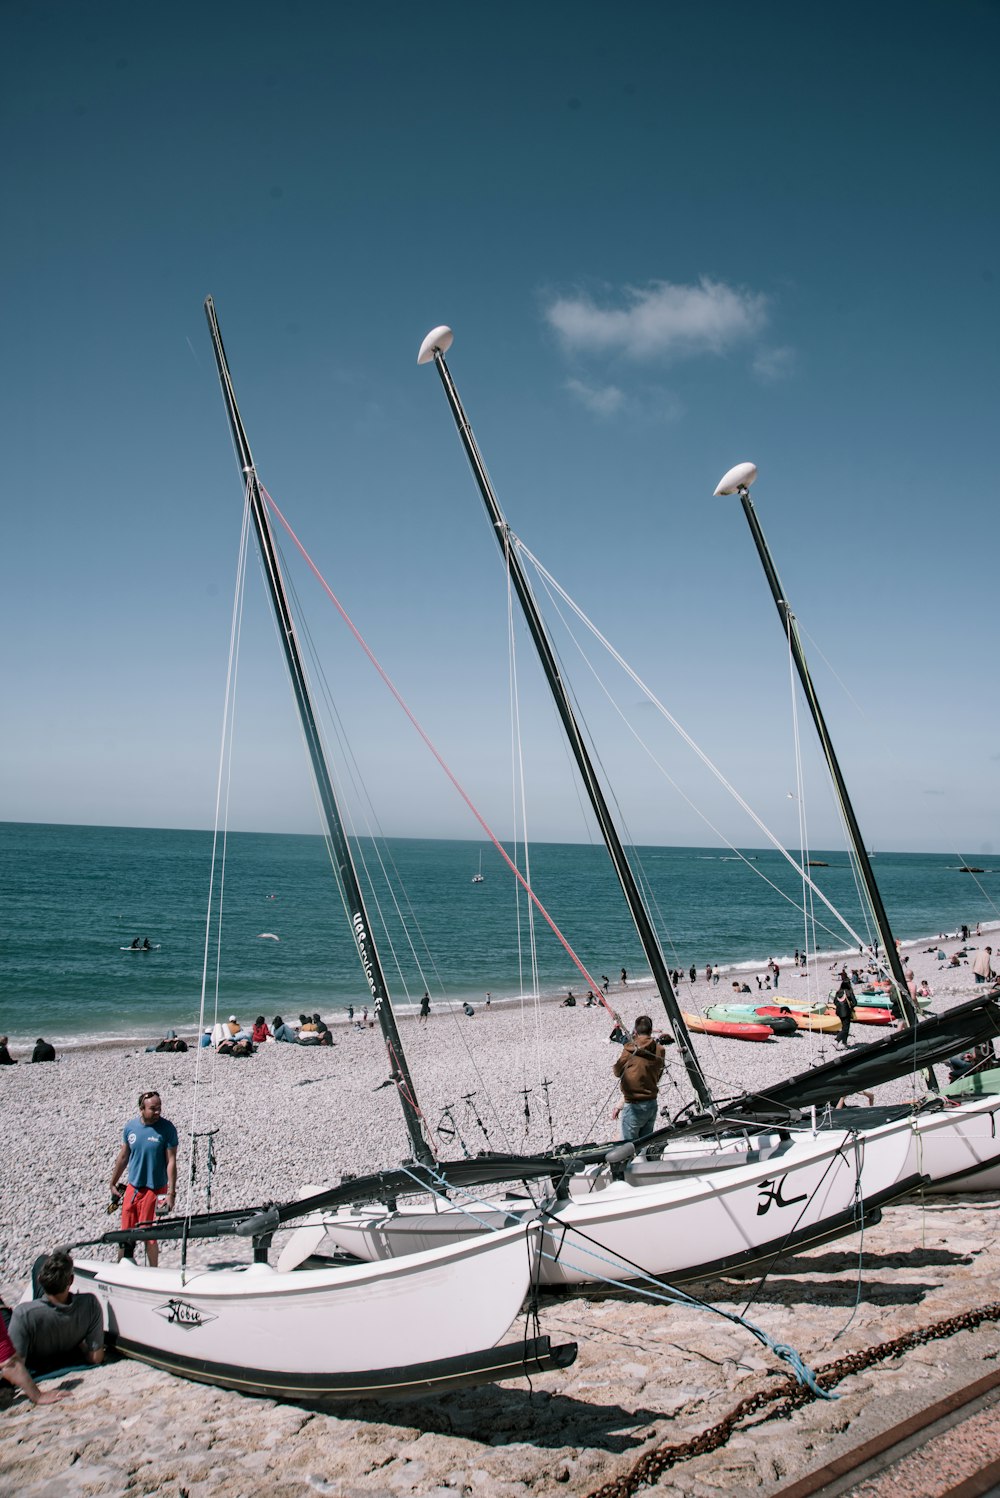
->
xmin=612 ymin=1015 xmax=665 ymax=1141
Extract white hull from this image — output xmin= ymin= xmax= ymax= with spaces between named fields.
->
xmin=911 ymin=1095 xmax=1000 ymax=1192
xmin=70 ymin=1221 xmax=562 ymax=1398
xmin=319 ymin=1125 xmax=913 ymax=1286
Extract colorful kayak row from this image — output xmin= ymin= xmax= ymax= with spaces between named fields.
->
xmin=683 ymin=1012 xmax=772 ymax=1043
xmin=684 ymin=1001 xmax=898 ymax=1042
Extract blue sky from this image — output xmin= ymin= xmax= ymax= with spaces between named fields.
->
xmin=2 ymin=0 xmax=997 ymax=855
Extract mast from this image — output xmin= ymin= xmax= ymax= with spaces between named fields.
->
xmin=418 ymin=326 xmax=714 ymax=1112
xmin=713 ymin=462 xmax=919 ymax=1029
xmin=205 ymin=297 xmax=434 ymax=1165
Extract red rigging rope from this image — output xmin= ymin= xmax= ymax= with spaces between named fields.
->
xmin=260 ymin=486 xmax=620 ymax=1024
xmin=386 ymin=1037 xmax=425 ymax=1121
xmin=261 ymin=489 xmax=620 ymax=1016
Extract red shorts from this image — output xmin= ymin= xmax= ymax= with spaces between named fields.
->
xmin=0 ymin=1321 xmax=15 ymax=1366
xmin=121 ymin=1184 xmax=160 ymax=1230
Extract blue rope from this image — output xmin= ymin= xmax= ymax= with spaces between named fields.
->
xmin=401 ymin=1163 xmax=835 ymax=1399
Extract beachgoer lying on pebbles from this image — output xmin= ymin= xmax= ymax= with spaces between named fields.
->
xmin=144 ymin=1029 xmax=187 ymax=1053
xmin=213 ymin=1018 xmax=253 ymax=1056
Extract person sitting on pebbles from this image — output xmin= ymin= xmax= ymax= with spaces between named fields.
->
xmin=0 ymin=1036 xmax=16 ymax=1065
xmin=297 ymin=1013 xmax=321 ymax=1045
xmin=214 ymin=1017 xmax=253 ymax=1056
xmin=7 ymin=1250 xmax=105 ymax=1381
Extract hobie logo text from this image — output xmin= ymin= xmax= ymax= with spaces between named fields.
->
xmin=353 ymin=912 xmax=377 ymax=1000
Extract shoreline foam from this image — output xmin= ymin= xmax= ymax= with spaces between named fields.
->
xmin=8 ymin=918 xmax=996 ymax=1052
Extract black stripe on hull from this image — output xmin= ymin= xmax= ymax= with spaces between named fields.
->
xmin=109 ymin=1334 xmax=577 ymax=1402
xmin=923 ymin=1150 xmax=1000 ymax=1191
xmin=557 ymin=1174 xmax=928 ymax=1289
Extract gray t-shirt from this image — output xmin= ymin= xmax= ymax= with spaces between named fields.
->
xmin=8 ymin=1294 xmax=104 ymax=1370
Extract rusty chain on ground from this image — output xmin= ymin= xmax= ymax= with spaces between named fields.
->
xmin=583 ymin=1299 xmax=1000 ymax=1498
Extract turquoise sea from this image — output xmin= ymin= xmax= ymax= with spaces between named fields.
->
xmin=1 ymin=821 xmax=997 ymax=1046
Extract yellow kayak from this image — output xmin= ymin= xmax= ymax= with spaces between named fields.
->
xmin=755 ymin=1003 xmax=841 ymax=1034
xmin=788 ymin=1009 xmax=840 ymax=1034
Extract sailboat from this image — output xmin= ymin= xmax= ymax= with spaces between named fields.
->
xmin=61 ymin=301 xmax=576 ymax=1400
xmin=306 ymin=327 xmax=944 ymax=1285
xmin=472 ymin=850 xmax=485 ymax=883
xmin=712 ymin=460 xmax=1000 ymax=1192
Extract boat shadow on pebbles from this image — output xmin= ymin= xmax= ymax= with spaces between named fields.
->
xmin=320 ymin=1382 xmax=665 ymax=1453
xmin=772 ymin=1243 xmax=975 ymax=1274
xmin=692 ymin=1272 xmax=937 ymax=1308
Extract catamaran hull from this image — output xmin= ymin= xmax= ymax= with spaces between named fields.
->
xmin=319 ymin=1126 xmax=913 ymax=1286
xmin=69 ymin=1222 xmax=571 ymax=1399
xmin=910 ymin=1096 xmax=1000 ymax=1192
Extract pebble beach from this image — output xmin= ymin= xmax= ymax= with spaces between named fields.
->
xmin=3 ymin=927 xmax=999 ymax=1496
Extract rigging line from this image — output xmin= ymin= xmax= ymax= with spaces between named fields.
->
xmin=279 ymin=557 xmax=430 ymax=1001
xmin=795 ymin=637 xmax=883 ymax=969
xmin=528 ymin=564 xmax=848 ymax=978
xmin=786 ymin=617 xmax=823 ymax=1010
xmin=520 ymin=566 xmax=694 ymax=995
xmin=279 ymin=554 xmax=496 ymax=1125
xmin=787 ymin=616 xmax=812 ymax=971
xmin=186 ymin=486 xmax=253 ymax=1219
xmin=260 ymin=485 xmax=618 ymax=1025
xmin=799 ymin=621 xmax=1000 ymax=926
xmin=504 ymin=542 xmax=544 ymax=1096
xmin=830 ymin=1138 xmax=870 ymax=1343
xmin=527 ymin=556 xmax=860 ymax=984
xmin=517 ymin=539 xmax=879 ymax=955
xmin=269 ymin=530 xmax=524 ymax=1157
xmin=423 ymin=1169 xmax=829 ymax=1398
xmin=736 ymin=1134 xmax=865 ymax=1320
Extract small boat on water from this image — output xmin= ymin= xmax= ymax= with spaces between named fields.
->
xmin=471 ymin=850 xmax=484 ymax=884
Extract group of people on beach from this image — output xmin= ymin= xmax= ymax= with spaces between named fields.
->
xmin=0 ymin=1036 xmax=55 ymax=1064
xmin=203 ymin=1012 xmax=343 ymax=1054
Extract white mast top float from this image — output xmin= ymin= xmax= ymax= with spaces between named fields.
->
xmin=417 ymin=326 xmax=454 ymax=364
xmin=714 ymin=461 xmax=758 ymax=495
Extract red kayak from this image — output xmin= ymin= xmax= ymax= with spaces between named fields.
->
xmin=683 ymin=1011 xmax=773 ymax=1042
xmin=851 ymin=1007 xmax=894 ymax=1026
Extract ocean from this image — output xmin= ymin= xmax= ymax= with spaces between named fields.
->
xmin=1 ymin=821 xmax=996 ymax=1046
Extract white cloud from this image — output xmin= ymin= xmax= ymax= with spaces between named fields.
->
xmin=752 ymin=344 xmax=795 ymax=382
xmin=545 ymin=278 xmax=768 ymax=361
xmin=565 ymin=378 xmax=625 ymax=416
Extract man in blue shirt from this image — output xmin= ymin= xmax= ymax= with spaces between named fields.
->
xmin=109 ymin=1090 xmax=178 ymax=1266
